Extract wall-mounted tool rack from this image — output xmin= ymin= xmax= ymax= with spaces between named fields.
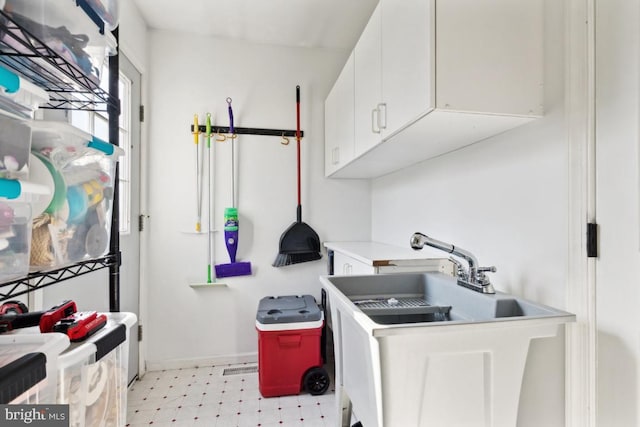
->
xmin=190 ymin=125 xmax=303 ymax=138
xmin=0 ymin=9 xmax=121 ymax=308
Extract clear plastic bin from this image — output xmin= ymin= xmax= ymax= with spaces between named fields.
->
xmin=28 ymin=121 xmax=123 ymax=269
xmin=0 ymin=114 xmax=32 ymax=180
xmin=3 ymin=311 xmax=135 ymax=426
xmin=0 ymin=178 xmax=50 ymax=281
xmin=48 ymin=312 xmax=136 ymax=427
xmin=81 ymin=0 xmax=118 ymax=31
xmin=0 ymin=65 xmax=49 ymax=119
xmin=2 ymin=0 xmax=118 ymax=86
xmin=57 ymin=341 xmax=95 ymax=427
xmin=0 ymin=332 xmax=70 ymax=404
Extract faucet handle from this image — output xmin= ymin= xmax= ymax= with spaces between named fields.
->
xmin=448 ymin=257 xmax=467 ymax=279
xmin=476 ymin=266 xmax=497 ymax=293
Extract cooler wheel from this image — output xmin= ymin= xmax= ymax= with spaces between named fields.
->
xmin=303 ymin=366 xmax=330 ymax=396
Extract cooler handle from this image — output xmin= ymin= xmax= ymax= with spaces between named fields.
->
xmin=278 ymin=334 xmax=301 ymax=348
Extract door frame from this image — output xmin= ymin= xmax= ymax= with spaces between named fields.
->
xmin=565 ymin=0 xmax=596 ymax=425
xmin=119 ymin=45 xmax=149 ymax=380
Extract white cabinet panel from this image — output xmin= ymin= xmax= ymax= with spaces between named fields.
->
xmin=435 ymin=0 xmax=544 ymax=116
xmin=354 ymin=3 xmax=382 ymax=156
xmin=381 ymin=0 xmax=435 ymax=138
xmin=333 ymin=251 xmax=376 ymax=275
xmin=325 ymin=52 xmax=355 ymax=176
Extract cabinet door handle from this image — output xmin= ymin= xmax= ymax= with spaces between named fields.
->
xmin=332 ymin=147 xmax=340 ymax=165
xmin=377 ymin=103 xmax=387 ymax=130
xmin=371 ymin=108 xmax=381 ymax=134
xmin=343 ymin=263 xmax=352 ymax=275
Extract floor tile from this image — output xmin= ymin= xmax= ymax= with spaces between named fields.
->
xmin=127 ymin=363 xmax=336 ymax=427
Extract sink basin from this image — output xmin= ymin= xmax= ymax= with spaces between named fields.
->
xmin=326 ymin=272 xmax=566 ymax=325
xmin=320 ymin=272 xmax=575 ymax=427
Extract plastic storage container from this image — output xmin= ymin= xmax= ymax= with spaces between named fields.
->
xmin=0 ymin=65 xmax=49 ymax=119
xmin=0 ymin=178 xmax=50 ymax=282
xmin=256 ymin=295 xmax=329 ymax=397
xmin=2 ymin=0 xmax=118 ymax=86
xmin=28 ymin=121 xmax=123 ymax=269
xmin=0 ymin=114 xmax=32 ymax=180
xmin=0 ymin=332 xmax=70 ymax=404
xmin=81 ymin=0 xmax=119 ymax=31
xmin=56 ymin=312 xmax=136 ymax=427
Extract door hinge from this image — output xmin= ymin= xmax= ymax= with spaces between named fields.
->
xmin=138 ymin=324 xmax=143 ymax=342
xmin=138 ymin=214 xmax=149 ymax=232
xmin=587 ymin=222 xmax=598 ymax=258
xmin=139 ymin=105 xmax=145 ymax=123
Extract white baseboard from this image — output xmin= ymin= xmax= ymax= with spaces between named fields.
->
xmin=145 ymin=352 xmax=258 ymax=372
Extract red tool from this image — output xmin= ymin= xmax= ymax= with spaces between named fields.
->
xmin=0 ymin=300 xmax=28 ymax=315
xmin=0 ymin=300 xmax=77 ymax=333
xmin=38 ymin=300 xmax=78 ymax=332
xmin=52 ymin=311 xmax=107 ymax=342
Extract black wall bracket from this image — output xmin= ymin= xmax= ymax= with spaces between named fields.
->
xmin=190 ymin=125 xmax=302 ymax=138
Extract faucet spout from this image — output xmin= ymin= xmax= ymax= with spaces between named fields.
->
xmin=410 ymin=232 xmax=495 ymax=294
xmin=410 ymin=232 xmax=478 ymax=274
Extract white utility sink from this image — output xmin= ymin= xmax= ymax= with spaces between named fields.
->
xmin=320 ymin=272 xmax=575 ymax=427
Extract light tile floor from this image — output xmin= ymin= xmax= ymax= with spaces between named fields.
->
xmin=126 ymin=363 xmax=337 ymax=427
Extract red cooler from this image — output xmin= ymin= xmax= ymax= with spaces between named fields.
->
xmin=256 ymin=295 xmax=330 ymax=397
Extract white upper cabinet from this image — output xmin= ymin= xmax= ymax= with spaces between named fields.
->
xmin=325 ymin=51 xmax=355 ymax=176
xmin=354 ymin=4 xmax=382 ymax=155
xmin=325 ymin=0 xmax=544 ymax=179
xmin=380 ymin=0 xmax=434 ymax=138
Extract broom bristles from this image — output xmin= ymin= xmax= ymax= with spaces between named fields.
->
xmin=272 ymin=251 xmax=322 ymax=267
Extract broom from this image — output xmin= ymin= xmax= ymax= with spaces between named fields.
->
xmin=273 ymin=86 xmax=322 ymax=267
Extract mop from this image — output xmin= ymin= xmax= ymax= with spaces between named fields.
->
xmin=214 ymin=98 xmax=252 ymax=278
xmin=193 ymin=114 xmax=203 ymax=233
xmin=205 ymin=113 xmax=215 ymax=283
xmin=190 ymin=113 xmax=226 ymax=287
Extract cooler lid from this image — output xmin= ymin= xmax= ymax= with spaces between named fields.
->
xmin=256 ymin=295 xmax=322 ymax=324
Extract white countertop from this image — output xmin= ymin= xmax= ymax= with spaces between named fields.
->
xmin=323 ymin=241 xmax=450 ymax=266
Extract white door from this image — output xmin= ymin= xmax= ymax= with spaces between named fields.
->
xmin=118 ymin=54 xmax=142 ymax=385
xmin=593 ymin=1 xmax=640 ymax=425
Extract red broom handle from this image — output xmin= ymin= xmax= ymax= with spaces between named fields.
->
xmin=296 ymin=85 xmax=301 ymax=207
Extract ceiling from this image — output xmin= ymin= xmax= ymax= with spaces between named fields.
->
xmin=131 ymin=0 xmax=378 ymax=51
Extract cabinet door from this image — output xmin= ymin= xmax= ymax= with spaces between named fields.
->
xmin=380 ymin=0 xmax=435 ymax=138
xmin=333 ymin=252 xmax=376 ymax=275
xmin=325 ymin=52 xmax=355 ymax=176
xmin=354 ymin=3 xmax=382 ymax=156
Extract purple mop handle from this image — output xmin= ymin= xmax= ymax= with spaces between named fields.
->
xmin=227 ymin=98 xmax=234 ymax=134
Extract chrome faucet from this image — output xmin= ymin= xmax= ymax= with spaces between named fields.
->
xmin=410 ymin=232 xmax=496 ymax=294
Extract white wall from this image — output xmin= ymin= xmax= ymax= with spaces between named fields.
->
xmin=145 ymin=31 xmax=370 ymax=367
xmin=595 ymin=0 xmax=640 ymax=425
xmin=370 ymin=1 xmax=568 ymax=425
xmin=119 ymin=1 xmax=148 ymax=74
